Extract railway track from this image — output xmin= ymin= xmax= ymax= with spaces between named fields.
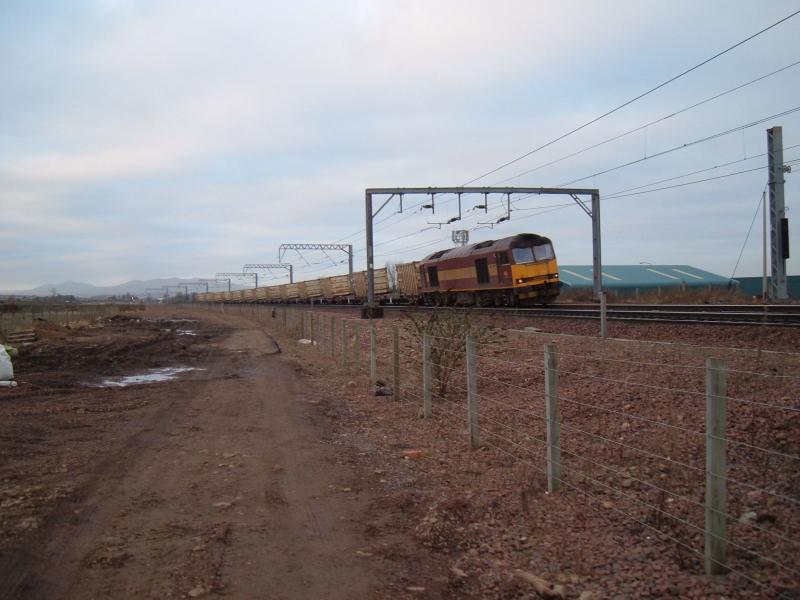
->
xmin=229 ymin=301 xmax=800 ymax=326
xmin=372 ymin=303 xmax=800 ymax=326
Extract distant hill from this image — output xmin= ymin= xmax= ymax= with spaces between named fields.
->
xmin=0 ymin=278 xmax=248 ymax=299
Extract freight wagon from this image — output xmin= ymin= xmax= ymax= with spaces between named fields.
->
xmin=201 ymin=233 xmax=560 ymax=306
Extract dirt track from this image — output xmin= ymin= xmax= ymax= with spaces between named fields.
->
xmin=4 ymin=305 xmax=798 ymax=599
xmin=0 ymin=308 xmax=437 ymax=599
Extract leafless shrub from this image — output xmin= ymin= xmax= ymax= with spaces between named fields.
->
xmin=404 ymin=308 xmax=489 ymax=399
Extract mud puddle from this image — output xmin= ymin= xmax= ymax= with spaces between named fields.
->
xmin=96 ymin=366 xmax=204 ymax=387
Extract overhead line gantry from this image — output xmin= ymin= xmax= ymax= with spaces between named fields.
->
xmin=278 ymin=243 xmax=353 ymax=292
xmin=242 ymin=263 xmax=294 ymax=284
xmin=215 ymin=272 xmax=258 ymax=288
xmin=364 ymin=187 xmax=602 ymax=317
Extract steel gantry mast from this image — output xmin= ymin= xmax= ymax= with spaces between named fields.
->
xmin=184 ymin=281 xmax=209 ymax=295
xmin=767 ymin=127 xmax=791 ymax=300
xmin=215 ymin=272 xmax=258 ymax=288
xmin=364 ymin=187 xmax=602 ymax=317
xmin=278 ymin=243 xmax=353 ymax=291
xmin=164 ymin=285 xmax=190 ymax=299
xmin=197 ymin=278 xmax=230 ymax=291
xmin=242 ymin=263 xmax=294 ymax=284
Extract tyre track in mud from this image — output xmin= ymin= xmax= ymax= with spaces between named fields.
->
xmin=1 ymin=308 xmax=411 ymax=599
xmin=0 ymin=318 xmax=229 ymax=599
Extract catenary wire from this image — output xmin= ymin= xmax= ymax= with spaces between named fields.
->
xmin=730 ymin=184 xmax=769 ymax=280
xmin=328 ymin=58 xmax=800 ymax=247
xmin=556 ymin=106 xmax=800 ymax=188
xmin=490 ymin=59 xmax=800 ymax=186
xmin=461 ymin=10 xmax=800 ymax=185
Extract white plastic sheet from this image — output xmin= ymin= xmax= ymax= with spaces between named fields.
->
xmin=0 ymin=346 xmax=14 ymax=381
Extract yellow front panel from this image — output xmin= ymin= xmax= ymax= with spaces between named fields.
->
xmin=510 ymin=259 xmax=559 ymax=287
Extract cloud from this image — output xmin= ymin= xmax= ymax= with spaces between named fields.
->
xmin=1 ymin=0 xmax=798 ymax=289
xmin=3 ymin=1 xmax=654 ymax=185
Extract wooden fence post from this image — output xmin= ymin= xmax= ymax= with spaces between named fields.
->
xmin=392 ymin=326 xmax=400 ymax=401
xmin=705 ymin=357 xmax=727 ymax=576
xmin=466 ymin=334 xmax=480 ymax=448
xmin=544 ymin=344 xmax=561 ymax=493
xmin=422 ymin=332 xmax=432 ymax=418
xmin=370 ymin=322 xmax=377 ymax=384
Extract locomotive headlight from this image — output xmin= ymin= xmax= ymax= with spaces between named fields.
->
xmin=516 ymin=278 xmax=523 ymax=283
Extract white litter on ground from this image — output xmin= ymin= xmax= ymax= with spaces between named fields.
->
xmin=97 ymin=367 xmax=204 ymax=388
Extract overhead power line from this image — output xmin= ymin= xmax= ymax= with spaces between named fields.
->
xmin=286 ymin=148 xmax=797 ymax=271
xmin=461 ymin=156 xmax=800 ymax=229
xmin=558 ymin=105 xmax=800 ymax=187
xmin=606 ymin=162 xmax=788 ymax=200
xmin=492 ymin=58 xmax=800 ymax=186
xmin=604 ymin=149 xmax=800 ymax=198
xmin=730 ymin=185 xmax=768 ymax=281
xmin=330 ymin=56 xmax=800 ymax=251
xmin=462 ymin=9 xmax=800 ymax=185
xmin=335 ymin=66 xmax=800 ymax=251
xmin=335 ymin=149 xmax=798 ymax=268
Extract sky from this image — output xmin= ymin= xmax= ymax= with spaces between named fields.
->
xmin=1 ymin=0 xmax=799 ymax=291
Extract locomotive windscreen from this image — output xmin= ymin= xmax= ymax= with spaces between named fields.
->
xmin=512 ymin=242 xmax=554 ymax=264
xmin=533 ymin=243 xmax=555 ymax=260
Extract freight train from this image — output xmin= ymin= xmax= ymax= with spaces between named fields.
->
xmin=197 ymin=233 xmax=561 ymax=306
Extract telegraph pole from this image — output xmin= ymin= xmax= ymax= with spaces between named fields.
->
xmin=767 ymin=127 xmax=790 ymax=300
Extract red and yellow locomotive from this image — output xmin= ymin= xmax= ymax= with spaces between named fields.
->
xmin=418 ymin=233 xmax=561 ymax=306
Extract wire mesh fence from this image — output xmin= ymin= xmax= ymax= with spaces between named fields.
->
xmin=0 ymin=304 xmax=123 ymax=335
xmin=204 ymin=303 xmax=799 ymax=597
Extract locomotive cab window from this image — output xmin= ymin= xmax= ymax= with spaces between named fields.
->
xmin=512 ymin=247 xmax=535 ymax=264
xmin=427 ymin=266 xmax=439 ymax=287
xmin=533 ymin=243 xmax=555 ymax=261
xmin=496 ymin=252 xmax=510 ymax=265
xmin=475 ymin=258 xmax=490 ymax=284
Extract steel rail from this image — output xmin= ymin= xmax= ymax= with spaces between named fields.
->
xmin=260 ymin=303 xmax=800 ymax=326
xmin=210 ymin=301 xmax=800 ymax=325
